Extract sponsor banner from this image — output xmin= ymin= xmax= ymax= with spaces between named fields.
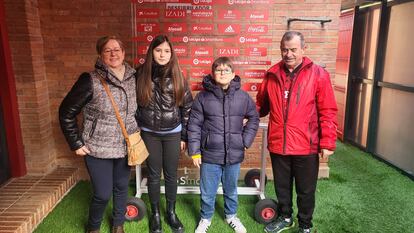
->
xmin=165 ymin=10 xmax=186 ymax=18
xmin=218 ymin=24 xmax=241 ymax=34
xmin=171 ymin=36 xmax=237 ymax=43
xmin=133 ymin=0 xmax=192 ymax=3
xmin=218 ymin=9 xmax=241 ymax=20
xmin=190 ymin=68 xmax=210 ymax=78
xmin=174 ymin=46 xmax=188 ymax=56
xmin=191 ymin=10 xmax=213 ymax=18
xmin=215 ymin=0 xmax=273 ymax=5
xmin=137 ymin=45 xmax=149 ymax=55
xmin=238 ymin=36 xmax=272 ymax=44
xmin=242 ymin=82 xmax=261 ymax=92
xmin=233 ymin=60 xmax=271 ymax=65
xmin=246 ymin=47 xmax=267 ymax=57
xmin=191 ymin=82 xmax=204 ymax=91
xmin=133 ymin=35 xmax=155 ymax=42
xmin=217 ymin=47 xmax=240 ymax=57
xmin=191 ymin=24 xmax=214 ymax=34
xmin=137 ymin=23 xmax=160 ymax=33
xmin=243 ymin=69 xmax=266 ymax=78
xmin=136 ymin=9 xmax=160 ymax=18
xmin=166 ymin=3 xmax=212 ymax=11
xmin=245 ymin=25 xmax=268 ymax=34
xmin=245 ymin=10 xmax=269 ymax=20
xmin=164 ymin=23 xmax=187 ymax=33
xmin=192 ymin=47 xmax=213 ymax=56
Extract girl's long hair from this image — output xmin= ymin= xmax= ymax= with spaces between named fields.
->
xmin=136 ymin=35 xmax=185 ymax=107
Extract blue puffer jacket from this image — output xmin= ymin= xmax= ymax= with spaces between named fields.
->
xmin=188 ymin=75 xmax=259 ymax=165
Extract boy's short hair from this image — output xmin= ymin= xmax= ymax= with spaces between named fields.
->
xmin=212 ymin=57 xmax=234 ymax=73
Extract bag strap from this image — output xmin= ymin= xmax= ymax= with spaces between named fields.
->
xmin=97 ymin=74 xmax=130 ymax=145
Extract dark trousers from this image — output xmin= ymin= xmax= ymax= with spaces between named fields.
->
xmin=141 ymin=131 xmax=181 ymax=204
xmin=270 ymin=153 xmax=319 ymax=229
xmin=85 ymin=155 xmax=131 ymax=230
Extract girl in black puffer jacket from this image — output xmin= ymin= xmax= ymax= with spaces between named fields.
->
xmin=135 ymin=35 xmax=192 ymax=233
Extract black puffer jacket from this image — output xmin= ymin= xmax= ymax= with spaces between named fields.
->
xmin=187 ymin=75 xmax=259 ymax=165
xmin=136 ymin=64 xmax=193 ymax=141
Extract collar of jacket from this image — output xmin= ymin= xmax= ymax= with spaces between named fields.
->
xmin=202 ymin=74 xmax=241 ymax=98
xmin=267 ymin=56 xmax=313 ymax=76
xmin=94 ymin=58 xmax=136 ymax=85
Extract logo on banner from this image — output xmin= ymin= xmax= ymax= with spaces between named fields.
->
xmin=137 ymin=23 xmax=160 ymax=33
xmin=193 ymin=0 xmax=213 ymax=4
xmin=192 ymin=47 xmax=213 ymax=56
xmin=191 ymin=24 xmax=214 ymax=33
xmin=218 ymin=24 xmax=241 ymax=34
xmin=193 ymin=58 xmax=213 ymax=66
xmin=246 ymin=10 xmax=269 ymax=20
xmin=218 ymin=9 xmax=241 ymax=20
xmin=191 ymin=10 xmax=213 ymax=18
xmin=191 ymin=68 xmax=210 ymax=78
xmin=244 ymin=69 xmax=266 ymax=78
xmin=246 ymin=25 xmax=268 ymax=34
xmin=242 ymin=83 xmax=261 ymax=92
xmin=247 ymin=47 xmax=267 ymax=56
xmin=174 ymin=46 xmax=188 ymax=56
xmin=165 ymin=23 xmax=187 ymax=33
xmin=136 ymin=9 xmax=159 ymax=18
xmin=165 ymin=10 xmax=186 ymax=18
xmin=218 ymin=48 xmax=240 ymax=56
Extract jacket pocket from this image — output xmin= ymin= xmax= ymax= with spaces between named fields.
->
xmin=89 ymin=118 xmax=98 ymax=139
xmin=202 ymin=132 xmax=210 ymax=149
xmin=308 ymin=122 xmax=312 ymax=146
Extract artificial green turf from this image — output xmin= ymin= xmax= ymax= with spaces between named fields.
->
xmin=34 ymin=142 xmax=414 ymax=233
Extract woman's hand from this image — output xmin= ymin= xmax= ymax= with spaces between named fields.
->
xmin=75 ymin=146 xmax=90 ymax=156
xmin=180 ymin=141 xmax=187 ymax=152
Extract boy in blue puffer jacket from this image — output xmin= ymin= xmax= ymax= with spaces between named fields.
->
xmin=188 ymin=57 xmax=260 ymax=233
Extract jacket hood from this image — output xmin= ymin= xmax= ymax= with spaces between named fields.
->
xmin=94 ymin=58 xmax=136 ymax=84
xmin=202 ymin=74 xmax=241 ymax=98
xmin=267 ymin=56 xmax=313 ymax=76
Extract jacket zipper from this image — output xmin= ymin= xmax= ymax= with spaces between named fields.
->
xmin=283 ymin=75 xmax=299 ymax=154
xmin=222 ymin=91 xmax=227 ymax=164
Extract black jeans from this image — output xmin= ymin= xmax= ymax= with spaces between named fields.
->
xmin=141 ymin=131 xmax=181 ymax=204
xmin=270 ymin=153 xmax=319 ymax=229
xmin=85 ymin=155 xmax=131 ymax=230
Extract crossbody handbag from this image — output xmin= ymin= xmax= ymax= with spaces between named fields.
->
xmin=99 ymin=76 xmax=148 ymax=166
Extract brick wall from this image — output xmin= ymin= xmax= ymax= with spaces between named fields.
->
xmin=4 ymin=0 xmax=341 ymax=177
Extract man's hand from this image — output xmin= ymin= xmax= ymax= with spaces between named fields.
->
xmin=192 ymin=158 xmax=202 ymax=168
xmin=75 ymin=146 xmax=90 ymax=156
xmin=319 ymin=149 xmax=334 ymax=160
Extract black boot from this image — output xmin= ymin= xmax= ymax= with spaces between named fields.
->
xmin=166 ymin=201 xmax=184 ymax=233
xmin=150 ymin=203 xmax=162 ymax=233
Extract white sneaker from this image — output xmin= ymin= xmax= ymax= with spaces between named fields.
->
xmin=195 ymin=218 xmax=211 ymax=233
xmin=226 ymin=216 xmax=247 ymax=233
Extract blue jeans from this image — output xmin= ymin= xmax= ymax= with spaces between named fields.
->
xmin=200 ymin=162 xmax=241 ymax=220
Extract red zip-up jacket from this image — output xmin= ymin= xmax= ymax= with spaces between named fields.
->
xmin=256 ymin=57 xmax=337 ymax=155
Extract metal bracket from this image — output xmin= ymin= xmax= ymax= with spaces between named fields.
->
xmin=287 ymin=18 xmax=332 ymax=28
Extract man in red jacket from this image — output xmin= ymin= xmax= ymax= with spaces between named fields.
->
xmin=256 ymin=31 xmax=337 ymax=233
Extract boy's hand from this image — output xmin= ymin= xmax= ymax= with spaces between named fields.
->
xmin=75 ymin=146 xmax=90 ymax=156
xmin=192 ymin=158 xmax=202 ymax=168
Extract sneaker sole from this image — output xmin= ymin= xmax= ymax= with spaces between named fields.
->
xmin=264 ymin=222 xmax=295 ymax=233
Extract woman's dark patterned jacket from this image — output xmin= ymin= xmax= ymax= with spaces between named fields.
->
xmin=135 ymin=64 xmax=193 ymax=141
xmin=59 ymin=59 xmax=138 ymax=159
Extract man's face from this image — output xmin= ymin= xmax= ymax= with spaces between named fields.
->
xmin=280 ymin=35 xmax=305 ymax=70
